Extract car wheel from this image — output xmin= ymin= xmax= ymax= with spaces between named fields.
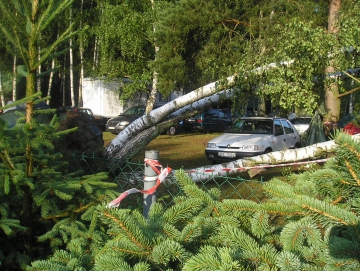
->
xmin=167 ymin=126 xmax=177 ymax=135
xmin=263 ymin=148 xmax=272 ymax=154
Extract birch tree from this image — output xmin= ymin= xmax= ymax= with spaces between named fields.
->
xmin=69 ymin=8 xmax=76 ymax=106
xmin=78 ymin=0 xmax=85 ymax=107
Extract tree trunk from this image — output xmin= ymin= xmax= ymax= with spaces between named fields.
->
xmin=186 ymin=134 xmax=358 ymax=182
xmin=37 ymin=44 xmax=41 ymax=94
xmin=47 ymin=58 xmax=55 ymax=105
xmin=0 ymin=71 xmax=4 ymax=107
xmin=324 ymin=0 xmax=341 ymax=123
xmin=145 ymin=0 xmax=158 ymax=113
xmin=69 ymin=8 xmax=75 ymax=106
xmin=12 ymin=55 xmax=17 ymax=101
xmin=93 ymin=36 xmax=99 ymax=71
xmin=78 ymin=0 xmax=84 ymax=107
xmin=146 ymin=58 xmax=158 ymax=113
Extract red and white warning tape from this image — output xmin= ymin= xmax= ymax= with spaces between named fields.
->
xmin=108 ymin=158 xmax=328 ymax=207
xmin=185 ymin=158 xmax=329 ymax=174
xmin=108 ymin=158 xmax=172 ymax=207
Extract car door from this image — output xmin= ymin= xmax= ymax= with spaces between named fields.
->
xmin=272 ymin=119 xmax=289 ymax=151
xmin=281 ymin=119 xmax=299 ymax=148
xmin=202 ymin=110 xmax=226 ymax=132
xmin=213 ymin=111 xmax=231 ymax=131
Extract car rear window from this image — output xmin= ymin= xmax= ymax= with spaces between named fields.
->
xmin=291 ymin=118 xmax=311 ymax=125
xmin=123 ymin=107 xmax=145 ymax=115
xmin=228 ymin=119 xmax=273 ymax=134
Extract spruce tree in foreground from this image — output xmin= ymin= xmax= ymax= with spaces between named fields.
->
xmin=0 ymin=95 xmax=118 ymax=270
xmin=28 ymin=131 xmax=360 ymax=270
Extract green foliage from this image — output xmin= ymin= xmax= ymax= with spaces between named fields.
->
xmin=0 ymin=95 xmax=118 ymax=270
xmin=29 ymin=132 xmax=360 ymax=270
xmin=93 ymin=0 xmax=160 ymax=99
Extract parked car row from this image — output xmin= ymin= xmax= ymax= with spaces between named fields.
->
xmin=105 ymin=106 xmax=317 ymax=137
xmin=105 ymin=106 xmax=232 ymax=135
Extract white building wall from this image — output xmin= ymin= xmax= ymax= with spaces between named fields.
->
xmin=82 ymin=77 xmax=184 ymax=117
xmin=82 ymin=78 xmax=124 ymax=118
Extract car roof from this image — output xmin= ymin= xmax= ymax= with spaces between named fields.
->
xmin=56 ymin=106 xmax=93 ymax=111
xmin=240 ymin=116 xmax=287 ymax=120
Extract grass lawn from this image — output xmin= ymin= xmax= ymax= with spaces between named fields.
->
xmin=103 ymin=131 xmax=314 ymax=180
xmin=103 ymin=131 xmax=221 ymax=170
xmin=102 ymin=131 xmax=317 ymax=204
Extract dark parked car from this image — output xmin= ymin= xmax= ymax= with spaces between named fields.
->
xmin=93 ymin=114 xmax=108 ymax=131
xmin=106 ymin=106 xmax=146 ymax=134
xmin=205 ymin=116 xmax=301 ymax=163
xmin=183 ymin=109 xmax=232 ymax=133
xmin=106 ymin=106 xmax=180 ymax=135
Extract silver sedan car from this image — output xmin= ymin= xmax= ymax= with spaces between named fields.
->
xmin=205 ymin=117 xmax=301 ymax=164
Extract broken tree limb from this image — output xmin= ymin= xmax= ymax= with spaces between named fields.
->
xmin=184 ymin=133 xmax=360 ymax=182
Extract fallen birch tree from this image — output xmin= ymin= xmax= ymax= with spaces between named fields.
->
xmin=103 ymin=60 xmax=297 ymax=161
xmin=184 ymin=133 xmax=360 ymax=182
xmin=102 ymin=56 xmax=358 ymax=163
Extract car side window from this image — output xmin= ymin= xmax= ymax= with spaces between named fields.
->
xmin=210 ymin=112 xmax=219 ymax=119
xmin=82 ymin=109 xmax=92 ymax=116
xmin=281 ymin=120 xmax=295 ymax=134
xmin=219 ymin=112 xmax=228 ymax=119
xmin=274 ymin=120 xmax=284 ymax=136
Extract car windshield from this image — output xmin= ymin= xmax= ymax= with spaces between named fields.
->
xmin=122 ymin=107 xmax=145 ymax=115
xmin=228 ymin=119 xmax=273 ymax=134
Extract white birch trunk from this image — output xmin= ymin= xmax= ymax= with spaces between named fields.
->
xmin=61 ymin=59 xmax=66 ymax=106
xmin=69 ymin=8 xmax=75 ymax=106
xmin=146 ymin=51 xmax=158 ymax=113
xmin=93 ymin=37 xmax=99 ymax=71
xmin=12 ymin=55 xmax=17 ymax=101
xmin=78 ymin=0 xmax=84 ymax=107
xmin=0 ymin=71 xmax=4 ymax=107
xmin=146 ymin=0 xmax=158 ymax=113
xmin=47 ymin=58 xmax=55 ymax=105
xmin=186 ymin=134 xmax=360 ymax=182
xmin=37 ymin=44 xmax=41 ymax=94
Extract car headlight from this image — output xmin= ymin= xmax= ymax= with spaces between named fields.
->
xmin=207 ymin=143 xmax=217 ymax=148
xmin=119 ymin=121 xmax=129 ymax=126
xmin=242 ymin=145 xmax=258 ymax=151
